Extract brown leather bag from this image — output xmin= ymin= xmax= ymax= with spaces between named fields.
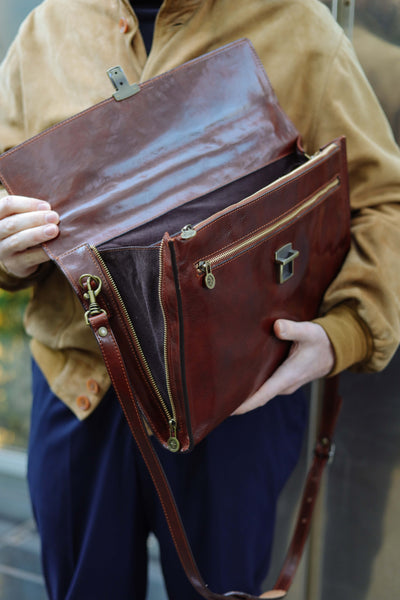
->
xmin=0 ymin=39 xmax=349 ymax=598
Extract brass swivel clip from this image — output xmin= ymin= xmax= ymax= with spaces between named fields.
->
xmin=79 ymin=274 xmax=106 ymax=325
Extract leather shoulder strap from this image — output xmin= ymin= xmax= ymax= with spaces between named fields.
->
xmin=88 ymin=310 xmax=341 ymax=599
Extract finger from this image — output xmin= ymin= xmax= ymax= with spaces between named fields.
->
xmin=0 ymin=223 xmax=59 ymax=260
xmin=0 ymin=195 xmax=51 ymax=219
xmin=5 ymin=246 xmax=51 ymax=278
xmin=274 ymin=319 xmax=318 ymax=343
xmin=0 ymin=209 xmax=59 ymax=242
xmin=232 ymin=353 xmax=304 ymax=415
xmin=233 ymin=322 xmax=334 ymax=415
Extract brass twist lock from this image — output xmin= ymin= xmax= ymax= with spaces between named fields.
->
xmin=275 ymin=243 xmax=299 ymax=284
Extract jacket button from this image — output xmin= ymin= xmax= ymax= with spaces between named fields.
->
xmin=76 ymin=395 xmax=92 ymax=411
xmin=87 ymin=378 xmax=100 ymax=394
xmin=119 ymin=17 xmax=130 ymax=33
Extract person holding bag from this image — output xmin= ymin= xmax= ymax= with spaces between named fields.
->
xmin=0 ymin=1 xmax=399 ymax=599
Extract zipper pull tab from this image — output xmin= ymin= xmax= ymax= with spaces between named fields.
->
xmin=167 ymin=419 xmax=180 ymax=453
xmin=181 ymin=224 xmax=197 ymax=239
xmin=198 ymin=260 xmax=216 ymax=290
xmin=304 ymin=149 xmax=321 ymax=160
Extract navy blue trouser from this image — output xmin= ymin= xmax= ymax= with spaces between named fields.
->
xmin=28 ymin=361 xmax=307 ymax=600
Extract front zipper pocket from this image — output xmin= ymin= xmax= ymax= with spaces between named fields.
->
xmin=77 ymin=139 xmax=346 ymax=452
xmin=163 ymin=139 xmax=349 ymax=448
xmin=195 ymin=176 xmax=340 ymax=289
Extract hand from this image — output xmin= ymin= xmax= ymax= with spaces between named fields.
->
xmin=0 ymin=195 xmax=59 ymax=278
xmin=232 ymin=319 xmax=335 ymax=415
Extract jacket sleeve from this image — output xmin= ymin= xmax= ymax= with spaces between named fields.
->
xmin=0 ymin=32 xmax=55 ymax=292
xmin=0 ymin=182 xmax=52 ymax=291
xmin=0 ymin=32 xmax=28 ymax=154
xmin=311 ymin=33 xmax=400 ymax=374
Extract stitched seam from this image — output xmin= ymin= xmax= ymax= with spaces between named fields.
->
xmin=0 ymin=40 xmax=247 ymax=164
xmin=59 ymin=247 xmax=164 ymax=429
xmin=87 ymin=248 xmax=163 ymax=413
xmin=194 ymin=176 xmax=340 ymax=271
xmin=197 ymin=147 xmax=339 ymax=237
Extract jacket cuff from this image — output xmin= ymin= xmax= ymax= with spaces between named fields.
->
xmin=0 ymin=262 xmax=25 ymax=290
xmin=313 ymin=304 xmax=374 ymax=376
xmin=0 ymin=261 xmax=50 ymax=291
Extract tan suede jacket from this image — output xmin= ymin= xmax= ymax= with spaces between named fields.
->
xmin=1 ymin=0 xmax=400 ymax=419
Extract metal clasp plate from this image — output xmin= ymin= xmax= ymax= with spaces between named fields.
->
xmin=275 ymin=243 xmax=299 ymax=284
xmin=107 ymin=66 xmax=140 ymax=101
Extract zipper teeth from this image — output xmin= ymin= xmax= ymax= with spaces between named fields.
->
xmin=193 ymin=143 xmax=339 ymax=235
xmin=206 ymin=177 xmax=340 ymax=268
xmin=90 ymin=245 xmax=172 ymax=420
xmin=158 ymin=240 xmax=177 ymax=423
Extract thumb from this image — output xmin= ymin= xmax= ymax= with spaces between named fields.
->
xmin=274 ymin=319 xmax=313 ymax=342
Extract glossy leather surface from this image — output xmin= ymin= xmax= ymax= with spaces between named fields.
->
xmin=0 ymin=39 xmax=350 ymax=600
xmin=0 ymin=39 xmax=298 ymax=260
xmin=0 ymin=38 xmax=350 ymax=451
xmin=163 ymin=139 xmax=350 ymax=447
xmin=0 ymin=38 xmax=302 ymax=451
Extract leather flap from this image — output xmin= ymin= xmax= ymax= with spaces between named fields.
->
xmin=0 ymin=39 xmax=299 ymax=259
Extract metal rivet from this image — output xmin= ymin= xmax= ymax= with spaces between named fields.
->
xmin=98 ymin=327 xmax=108 ymax=337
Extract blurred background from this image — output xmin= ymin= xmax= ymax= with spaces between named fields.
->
xmin=0 ymin=0 xmax=40 ymax=450
xmin=0 ymin=1 xmax=400 ymax=599
xmin=0 ymin=4 xmax=45 ymax=599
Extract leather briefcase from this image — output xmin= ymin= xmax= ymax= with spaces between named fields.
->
xmin=0 ymin=39 xmax=350 ymax=598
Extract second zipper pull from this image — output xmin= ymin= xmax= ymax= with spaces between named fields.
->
xmin=167 ymin=419 xmax=180 ymax=453
xmin=197 ymin=260 xmax=216 ymax=290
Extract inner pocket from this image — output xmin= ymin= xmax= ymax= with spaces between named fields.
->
xmin=99 ymin=151 xmax=307 ymax=250
xmin=98 ymin=245 xmax=168 ymax=400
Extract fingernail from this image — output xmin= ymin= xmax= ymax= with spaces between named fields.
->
xmin=45 ymin=211 xmax=59 ymax=224
xmin=38 ymin=201 xmax=51 ymax=210
xmin=278 ymin=321 xmax=286 ymax=337
xmin=44 ymin=224 xmax=58 ymax=237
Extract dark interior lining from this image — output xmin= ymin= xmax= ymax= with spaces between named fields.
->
xmin=98 ymin=150 xmax=308 ymax=406
xmin=99 ymin=245 xmax=167 ymax=398
xmin=99 ymin=150 xmax=307 ymax=251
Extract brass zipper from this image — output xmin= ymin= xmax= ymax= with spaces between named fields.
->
xmin=158 ymin=239 xmax=180 ymax=451
xmin=184 ymin=143 xmax=339 ymax=239
xmin=90 ymin=245 xmax=180 ymax=452
xmin=197 ymin=176 xmax=340 ymax=289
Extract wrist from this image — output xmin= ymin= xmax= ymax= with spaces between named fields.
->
xmin=313 ymin=304 xmax=373 ymax=376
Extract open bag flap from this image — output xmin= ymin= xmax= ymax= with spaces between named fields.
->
xmin=0 ymin=39 xmax=299 ymax=259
